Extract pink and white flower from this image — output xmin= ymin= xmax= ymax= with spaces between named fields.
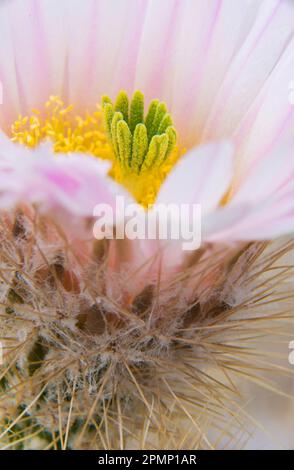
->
xmin=0 ymin=0 xmax=293 ymax=276
xmin=0 ymin=1 xmax=294 ymax=451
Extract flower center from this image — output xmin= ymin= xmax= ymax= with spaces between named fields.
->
xmin=10 ymin=92 xmax=181 ymax=206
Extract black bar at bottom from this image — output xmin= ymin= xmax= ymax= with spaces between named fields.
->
xmin=0 ymin=450 xmax=292 ymax=467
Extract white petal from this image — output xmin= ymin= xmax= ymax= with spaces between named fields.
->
xmin=157 ymin=141 xmax=234 ymax=213
xmin=0 ymin=0 xmax=68 ymax=123
xmin=231 ymin=36 xmax=294 ymax=188
xmin=202 ymin=0 xmax=294 ymax=142
xmin=233 ymin=138 xmax=294 ymax=204
xmin=163 ymin=0 xmax=262 ymax=147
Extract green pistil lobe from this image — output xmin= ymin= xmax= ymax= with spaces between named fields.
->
xmin=102 ymin=90 xmax=177 ymax=175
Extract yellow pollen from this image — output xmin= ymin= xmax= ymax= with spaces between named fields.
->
xmin=10 ymin=93 xmax=182 ymax=207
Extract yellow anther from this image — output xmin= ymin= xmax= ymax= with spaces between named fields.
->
xmin=11 ymin=96 xmax=112 ymax=158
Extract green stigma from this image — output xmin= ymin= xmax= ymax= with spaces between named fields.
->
xmin=102 ymin=90 xmax=177 ymax=175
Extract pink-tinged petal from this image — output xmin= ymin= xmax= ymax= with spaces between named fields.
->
xmin=165 ymin=0 xmax=262 ymax=147
xmin=157 ymin=141 xmax=234 ymax=212
xmin=0 ymin=0 xmax=149 ymax=124
xmin=233 ymin=138 xmax=294 ymax=205
xmin=203 ymin=139 xmax=294 ymax=241
xmin=202 ymin=204 xmax=252 ymax=242
xmin=202 ymin=0 xmax=294 ymax=143
xmin=0 ymin=11 xmax=22 ymax=131
xmin=2 ymin=0 xmax=293 ymax=153
xmin=235 ymin=178 xmax=294 ymax=239
xmin=134 ymin=0 xmax=182 ymax=105
xmin=0 ymin=132 xmax=130 ymax=217
xmin=0 ymin=0 xmax=68 ymax=126
xmin=232 ymin=38 xmax=294 ymax=183
xmin=0 ymin=0 xmax=263 ymax=141
xmin=65 ymin=0 xmax=148 ymax=109
xmin=203 ymin=194 xmax=294 ymax=242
